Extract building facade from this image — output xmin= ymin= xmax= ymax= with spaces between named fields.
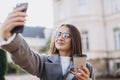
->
xmin=53 ymin=0 xmax=120 ymax=77
xmin=22 ymin=26 xmax=52 ymax=52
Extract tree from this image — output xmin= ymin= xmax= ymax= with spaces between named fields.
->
xmin=0 ymin=49 xmax=8 ymax=80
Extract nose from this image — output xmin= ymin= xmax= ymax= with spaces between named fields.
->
xmin=58 ymin=35 xmax=62 ymax=39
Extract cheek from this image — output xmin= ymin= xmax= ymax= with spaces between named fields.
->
xmin=66 ymin=40 xmax=72 ymax=47
xmin=54 ymin=39 xmax=57 ymax=44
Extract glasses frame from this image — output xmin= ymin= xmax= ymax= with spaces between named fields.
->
xmin=55 ymin=31 xmax=71 ymax=40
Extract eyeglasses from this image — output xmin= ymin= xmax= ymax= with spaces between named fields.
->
xmin=55 ymin=32 xmax=71 ymax=39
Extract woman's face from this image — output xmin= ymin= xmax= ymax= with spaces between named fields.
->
xmin=55 ymin=26 xmax=72 ymax=52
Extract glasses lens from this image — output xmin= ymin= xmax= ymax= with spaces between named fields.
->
xmin=56 ymin=32 xmax=61 ymax=38
xmin=62 ymin=33 xmax=70 ymax=39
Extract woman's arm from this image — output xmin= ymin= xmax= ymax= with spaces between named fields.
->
xmin=1 ymin=34 xmax=44 ymax=77
xmin=0 ymin=6 xmax=44 ymax=77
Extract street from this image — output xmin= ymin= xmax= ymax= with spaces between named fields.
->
xmin=5 ymin=74 xmax=120 ymax=80
xmin=5 ymin=74 xmax=39 ymax=80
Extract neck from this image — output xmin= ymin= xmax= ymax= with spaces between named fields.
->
xmin=59 ymin=50 xmax=72 ymax=57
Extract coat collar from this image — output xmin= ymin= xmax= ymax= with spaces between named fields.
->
xmin=47 ymin=54 xmax=73 ymax=62
xmin=47 ymin=53 xmax=74 ymax=69
xmin=47 ymin=54 xmax=61 ymax=63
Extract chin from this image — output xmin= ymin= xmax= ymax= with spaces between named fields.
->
xmin=57 ymin=48 xmax=63 ymax=50
xmin=56 ymin=47 xmax=65 ymax=50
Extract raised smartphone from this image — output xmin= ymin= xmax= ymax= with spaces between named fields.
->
xmin=11 ymin=3 xmax=28 ymax=33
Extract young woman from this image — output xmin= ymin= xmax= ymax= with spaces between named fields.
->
xmin=0 ymin=6 xmax=95 ymax=80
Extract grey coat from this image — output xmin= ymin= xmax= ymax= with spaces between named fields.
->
xmin=2 ymin=35 xmax=95 ymax=80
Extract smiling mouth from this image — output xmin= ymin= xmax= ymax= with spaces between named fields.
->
xmin=57 ymin=43 xmax=64 ymax=45
xmin=56 ymin=42 xmax=64 ymax=45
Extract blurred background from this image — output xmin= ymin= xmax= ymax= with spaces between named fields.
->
xmin=0 ymin=0 xmax=120 ymax=80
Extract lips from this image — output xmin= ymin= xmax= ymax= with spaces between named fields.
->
xmin=56 ymin=41 xmax=64 ymax=46
xmin=57 ymin=42 xmax=64 ymax=45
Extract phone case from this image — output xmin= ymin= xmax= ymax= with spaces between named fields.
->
xmin=11 ymin=3 xmax=28 ymax=33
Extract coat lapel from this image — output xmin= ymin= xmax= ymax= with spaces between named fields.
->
xmin=45 ymin=54 xmax=63 ymax=80
xmin=47 ymin=54 xmax=61 ymax=63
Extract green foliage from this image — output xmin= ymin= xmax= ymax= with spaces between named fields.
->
xmin=39 ymin=36 xmax=52 ymax=53
xmin=7 ymin=62 xmax=17 ymax=74
xmin=7 ymin=62 xmax=27 ymax=74
xmin=0 ymin=49 xmax=8 ymax=80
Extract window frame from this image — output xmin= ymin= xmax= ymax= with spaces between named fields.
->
xmin=77 ymin=0 xmax=87 ymax=15
xmin=114 ymin=28 xmax=120 ymax=50
xmin=81 ymin=31 xmax=89 ymax=51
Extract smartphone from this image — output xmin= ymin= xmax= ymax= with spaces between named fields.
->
xmin=11 ymin=3 xmax=28 ymax=33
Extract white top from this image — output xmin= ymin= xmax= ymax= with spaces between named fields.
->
xmin=60 ymin=56 xmax=71 ymax=75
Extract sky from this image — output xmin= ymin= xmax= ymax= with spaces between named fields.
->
xmin=0 ymin=0 xmax=54 ymax=28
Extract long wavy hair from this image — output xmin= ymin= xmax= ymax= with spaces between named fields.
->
xmin=48 ymin=24 xmax=83 ymax=56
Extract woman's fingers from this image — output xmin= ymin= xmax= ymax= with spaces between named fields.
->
xmin=82 ymin=66 xmax=90 ymax=76
xmin=8 ymin=22 xmax=25 ymax=31
xmin=1 ymin=6 xmax=27 ymax=40
xmin=7 ymin=5 xmax=27 ymax=21
xmin=13 ymin=5 xmax=27 ymax=13
xmin=81 ymin=66 xmax=90 ymax=79
xmin=73 ymin=66 xmax=90 ymax=80
xmin=3 ymin=14 xmax=26 ymax=33
xmin=74 ymin=68 xmax=86 ymax=80
xmin=2 ymin=21 xmax=25 ymax=40
xmin=8 ymin=17 xmax=26 ymax=24
xmin=8 ymin=12 xmax=27 ymax=19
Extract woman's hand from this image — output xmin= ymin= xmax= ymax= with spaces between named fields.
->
xmin=73 ymin=66 xmax=90 ymax=80
xmin=1 ymin=6 xmax=27 ymax=40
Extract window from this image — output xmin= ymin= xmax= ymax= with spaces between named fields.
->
xmin=81 ymin=31 xmax=89 ymax=51
xmin=116 ymin=63 xmax=120 ymax=69
xmin=114 ymin=28 xmax=120 ymax=50
xmin=77 ymin=0 xmax=87 ymax=15
xmin=58 ymin=3 xmax=65 ymax=20
xmin=114 ymin=62 xmax=120 ymax=70
xmin=56 ymin=0 xmax=61 ymax=1
xmin=111 ymin=0 xmax=118 ymax=13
